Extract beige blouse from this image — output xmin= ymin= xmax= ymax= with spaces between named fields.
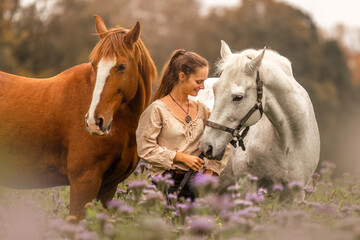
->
xmin=136 ymin=99 xmax=227 ymax=177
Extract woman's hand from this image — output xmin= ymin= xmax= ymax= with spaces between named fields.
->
xmin=203 ymin=169 xmax=219 ymax=176
xmin=173 ymin=152 xmax=205 ymax=171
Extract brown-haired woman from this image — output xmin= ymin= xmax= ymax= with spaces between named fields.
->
xmin=136 ymin=49 xmax=225 ymax=201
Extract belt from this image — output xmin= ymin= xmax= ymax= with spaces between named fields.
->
xmin=167 ymin=169 xmax=187 ymax=174
xmin=164 ymin=169 xmax=188 ymax=180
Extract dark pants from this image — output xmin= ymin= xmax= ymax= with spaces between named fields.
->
xmin=163 ymin=170 xmax=198 ymax=202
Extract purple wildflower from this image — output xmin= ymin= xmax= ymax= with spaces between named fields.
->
xmin=136 ymin=162 xmax=148 ymax=174
xmin=321 ymin=161 xmax=336 ymax=169
xmin=151 ymin=173 xmax=174 ymax=192
xmin=127 ymin=180 xmax=148 ymax=201
xmin=234 ymin=199 xmax=254 ymax=207
xmin=192 ymin=173 xmax=219 ymax=195
xmin=168 ymin=193 xmax=177 ymax=200
xmin=319 ymin=161 xmax=336 ymax=179
xmin=197 ymin=193 xmax=234 ymax=213
xmin=60 ymin=222 xmax=85 ymax=235
xmin=140 ymin=190 xmax=166 ymax=208
xmin=312 ymin=202 xmax=337 ymax=215
xmin=227 ymin=184 xmax=241 ymax=192
xmin=304 ymin=201 xmax=322 ymax=208
xmin=107 ymin=199 xmax=134 ymax=214
xmin=95 ymin=213 xmax=108 ymax=222
xmin=176 ymin=199 xmax=197 ymax=224
xmin=116 ymin=188 xmax=127 ymax=194
xmin=233 ymin=206 xmax=261 ymax=218
xmin=303 ymin=185 xmax=316 ymax=194
xmin=127 ymin=180 xmax=148 ymax=189
xmin=189 ymin=215 xmax=216 ymax=236
xmin=245 ymin=192 xmax=265 ymax=204
xmin=75 ymin=231 xmax=97 ymax=240
xmin=272 ymin=184 xmax=284 ymax=191
xmin=288 ymin=181 xmax=304 ymax=191
xmin=103 ymin=222 xmax=114 ymax=237
xmin=258 ymin=187 xmax=268 ymax=195
xmin=271 ymin=210 xmax=307 ymax=225
xmin=246 ymin=173 xmax=258 ymax=182
xmin=311 ymin=172 xmax=321 ymax=182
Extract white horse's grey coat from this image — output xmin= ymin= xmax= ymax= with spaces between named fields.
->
xmin=198 ymin=41 xmax=320 ymax=191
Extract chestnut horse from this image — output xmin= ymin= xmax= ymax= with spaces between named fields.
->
xmin=0 ymin=15 xmax=157 ymax=220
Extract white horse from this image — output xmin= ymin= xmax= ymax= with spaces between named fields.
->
xmin=199 ymin=41 xmax=320 ymax=194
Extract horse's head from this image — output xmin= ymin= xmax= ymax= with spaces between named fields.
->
xmin=86 ymin=15 xmax=143 ymax=136
xmin=200 ymin=40 xmax=266 ymax=159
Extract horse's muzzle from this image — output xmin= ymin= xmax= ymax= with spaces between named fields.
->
xmin=201 ymin=143 xmax=226 ymax=160
xmin=85 ymin=114 xmax=111 ymax=136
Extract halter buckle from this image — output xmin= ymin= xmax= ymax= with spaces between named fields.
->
xmin=255 ymin=102 xmax=262 ymax=109
xmin=232 ymin=129 xmax=239 ymax=137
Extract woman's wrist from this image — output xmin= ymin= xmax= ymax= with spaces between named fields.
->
xmin=173 ymin=152 xmax=184 ymax=163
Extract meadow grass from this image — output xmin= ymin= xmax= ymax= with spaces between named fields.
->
xmin=0 ymin=161 xmax=359 ymax=240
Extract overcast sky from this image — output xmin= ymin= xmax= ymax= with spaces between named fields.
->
xmin=201 ymin=0 xmax=360 ymax=29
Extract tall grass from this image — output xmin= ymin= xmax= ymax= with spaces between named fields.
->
xmin=0 ymin=161 xmax=359 ymax=240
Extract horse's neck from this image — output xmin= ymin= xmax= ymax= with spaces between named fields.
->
xmin=263 ymin=74 xmax=311 ymax=147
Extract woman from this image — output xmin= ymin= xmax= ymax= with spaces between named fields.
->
xmin=136 ymin=49 xmax=225 ymax=200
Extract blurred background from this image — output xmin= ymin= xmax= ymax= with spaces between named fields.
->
xmin=1 ymin=0 xmax=359 ymax=175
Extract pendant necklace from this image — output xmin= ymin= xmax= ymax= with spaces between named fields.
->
xmin=169 ymin=93 xmax=192 ymax=123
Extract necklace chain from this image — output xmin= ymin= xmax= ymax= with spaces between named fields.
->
xmin=169 ymin=94 xmax=192 ymax=123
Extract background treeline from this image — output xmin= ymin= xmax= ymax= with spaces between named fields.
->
xmin=1 ymin=0 xmax=359 ymax=175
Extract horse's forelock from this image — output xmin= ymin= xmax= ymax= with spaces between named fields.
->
xmin=90 ymin=27 xmax=156 ymax=83
xmin=216 ymin=48 xmax=292 ymax=78
xmin=215 ymin=51 xmax=250 ymax=76
xmin=90 ymin=28 xmax=131 ymax=64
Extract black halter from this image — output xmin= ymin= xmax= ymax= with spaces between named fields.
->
xmin=205 ymin=71 xmax=263 ymax=151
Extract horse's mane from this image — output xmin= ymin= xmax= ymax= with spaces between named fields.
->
xmin=90 ymin=27 xmax=157 ymax=86
xmin=216 ymin=48 xmax=293 ymax=77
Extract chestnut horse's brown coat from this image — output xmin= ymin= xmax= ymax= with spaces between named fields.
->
xmin=0 ymin=15 xmax=156 ymax=220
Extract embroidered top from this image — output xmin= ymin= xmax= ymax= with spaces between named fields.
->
xmin=136 ymin=99 xmax=227 ymax=177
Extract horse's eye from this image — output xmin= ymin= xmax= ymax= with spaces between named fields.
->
xmin=117 ymin=64 xmax=126 ymax=71
xmin=232 ymin=95 xmax=243 ymax=102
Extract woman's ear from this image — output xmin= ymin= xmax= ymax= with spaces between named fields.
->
xmin=179 ymin=72 xmax=186 ymax=82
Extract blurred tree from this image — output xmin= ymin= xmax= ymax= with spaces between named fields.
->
xmin=12 ymin=0 xmax=97 ymax=76
xmin=92 ymin=0 xmax=203 ymax=73
xmin=0 ymin=0 xmax=20 ymax=73
xmin=0 ymin=0 xmax=358 ymax=174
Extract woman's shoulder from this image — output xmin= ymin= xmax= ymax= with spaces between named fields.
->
xmin=195 ymin=101 xmax=210 ymax=113
xmin=141 ymin=99 xmax=169 ymax=117
xmin=190 ymin=100 xmax=211 ymax=120
xmin=145 ymin=99 xmax=166 ymax=111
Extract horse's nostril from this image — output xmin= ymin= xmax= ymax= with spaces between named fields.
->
xmin=97 ymin=117 xmax=104 ymax=129
xmin=206 ymin=145 xmax=213 ymax=157
xmin=85 ymin=114 xmax=89 ymax=128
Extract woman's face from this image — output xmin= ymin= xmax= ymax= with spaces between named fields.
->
xmin=180 ymin=66 xmax=208 ymax=96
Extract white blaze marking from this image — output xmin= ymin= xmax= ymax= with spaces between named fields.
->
xmin=88 ymin=57 xmax=117 ymax=123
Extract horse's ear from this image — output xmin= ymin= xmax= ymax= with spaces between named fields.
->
xmin=220 ymin=40 xmax=232 ymax=59
xmin=124 ymin=21 xmax=141 ymax=46
xmin=245 ymin=47 xmax=266 ymax=74
xmin=94 ymin=14 xmax=107 ymax=39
